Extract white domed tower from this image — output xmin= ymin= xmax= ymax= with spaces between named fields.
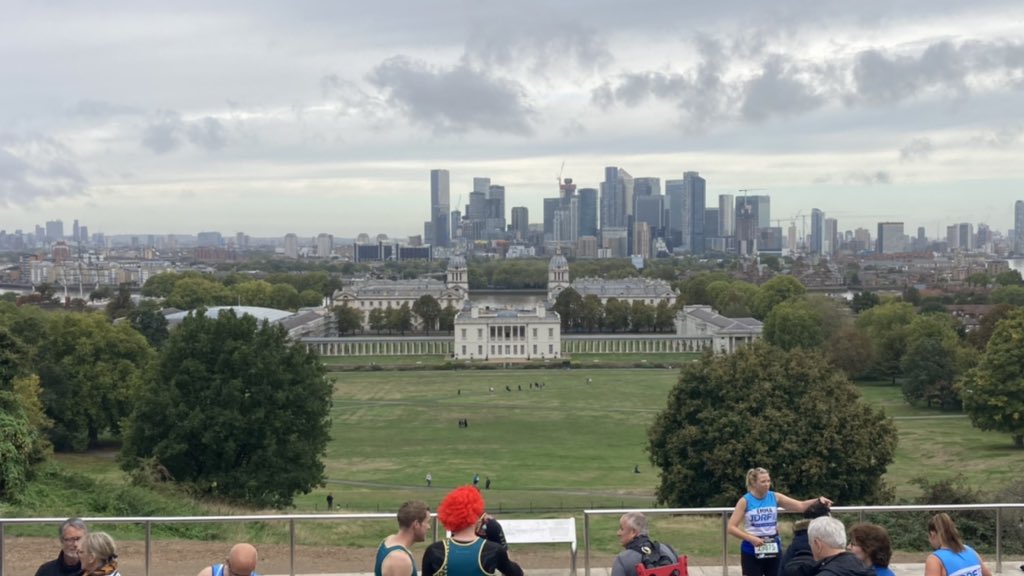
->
xmin=547 ymin=250 xmax=570 ymax=302
xmin=446 ymin=255 xmax=469 ymax=294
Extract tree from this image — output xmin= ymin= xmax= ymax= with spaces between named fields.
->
xmin=368 ymin=308 xmax=387 ymax=334
xmin=579 ymin=295 xmax=604 ymax=332
xmin=120 ymin=309 xmax=333 ymax=506
xmin=127 ymin=302 xmax=170 ymax=348
xmin=763 ymin=297 xmax=826 ymax=351
xmin=553 ymin=288 xmax=583 ymax=331
xmin=335 ymin=305 xmax=364 ymax=335
xmin=967 ymin=303 xmax=1015 ymax=350
xmin=269 ymin=283 xmax=302 ymax=310
xmin=630 ymin=301 xmax=656 ymax=332
xmin=0 ymin=328 xmax=49 ymax=498
xmin=850 ymin=291 xmax=880 ymax=314
xmin=106 ymin=284 xmax=135 ymax=320
xmin=89 ymin=286 xmax=114 ymax=302
xmin=35 ymin=283 xmax=57 ymax=302
xmin=166 ymin=277 xmax=232 ymax=310
xmin=648 ymin=342 xmax=897 ymax=506
xmin=825 ymin=324 xmax=874 ymax=379
xmin=856 ymin=301 xmax=917 ymax=383
xmin=994 ymin=270 xmax=1024 ymax=287
xmin=990 ymin=286 xmax=1024 ymax=307
xmin=231 ymin=280 xmax=274 ymax=307
xmin=604 ymin=298 xmax=630 ymax=333
xmin=751 ymin=276 xmax=806 ymax=319
xmin=388 ymin=303 xmax=413 ymax=334
xmin=654 ymin=301 xmax=675 ymax=333
xmin=439 ymin=305 xmax=458 ymax=334
xmin=707 ymin=281 xmax=757 ymax=318
xmin=961 ymin=309 xmax=1024 ymax=448
xmin=37 ymin=313 xmax=155 ymax=451
xmin=412 ymin=295 xmax=442 ymax=334
xmin=901 ymin=314 xmax=966 ymax=408
xmin=965 ymin=272 xmax=992 ymax=288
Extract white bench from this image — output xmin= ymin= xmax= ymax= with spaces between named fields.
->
xmin=500 ymin=518 xmax=578 ymax=575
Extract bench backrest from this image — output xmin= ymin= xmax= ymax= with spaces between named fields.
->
xmin=499 ymin=518 xmax=577 ymax=551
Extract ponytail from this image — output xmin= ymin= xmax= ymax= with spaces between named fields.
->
xmin=927 ymin=513 xmax=964 ymax=553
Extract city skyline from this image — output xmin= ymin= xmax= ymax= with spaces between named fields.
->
xmin=2 ymin=1 xmax=1023 ymax=237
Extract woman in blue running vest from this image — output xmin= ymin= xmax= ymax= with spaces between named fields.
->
xmin=924 ymin=513 xmax=992 ymax=576
xmin=727 ymin=467 xmax=832 ymax=576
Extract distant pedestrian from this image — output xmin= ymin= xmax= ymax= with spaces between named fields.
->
xmin=485 ymin=477 xmax=491 ymax=490
xmin=326 ymin=493 xmax=334 ymax=511
xmin=633 ymin=465 xmax=640 ymax=474
xmin=587 ymin=377 xmax=592 ymax=385
xmin=426 ymin=473 xmax=433 ymax=487
xmin=489 ymin=387 xmax=494 ymax=393
xmin=517 ymin=384 xmax=521 ymax=391
xmin=473 ymin=473 xmax=480 ymax=487
xmin=458 ymin=389 xmax=461 ymax=396
xmin=505 ymin=385 xmax=511 ymax=392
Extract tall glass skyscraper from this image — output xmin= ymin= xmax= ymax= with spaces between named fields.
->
xmin=1015 ymin=200 xmax=1024 ymax=254
xmin=430 ymin=169 xmax=450 ymax=247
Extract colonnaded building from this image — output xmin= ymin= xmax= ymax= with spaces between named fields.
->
xmin=307 ymin=254 xmax=762 ymax=360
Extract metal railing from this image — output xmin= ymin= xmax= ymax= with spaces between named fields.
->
xmin=3 ymin=504 xmax=1022 ymax=576
xmin=583 ymin=503 xmax=1024 ymax=576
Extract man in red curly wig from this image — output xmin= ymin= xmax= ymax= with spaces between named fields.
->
xmin=421 ymin=486 xmax=523 ymax=576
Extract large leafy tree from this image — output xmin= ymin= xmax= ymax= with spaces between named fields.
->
xmin=553 ymin=288 xmax=583 ymax=331
xmin=751 ymin=275 xmax=806 ymax=319
xmin=0 ymin=328 xmax=50 ymax=498
xmin=579 ymin=295 xmax=604 ymax=332
xmin=335 ymin=305 xmax=364 ymax=335
xmin=439 ymin=305 xmax=458 ymax=334
xmin=763 ymin=297 xmax=825 ymax=350
xmin=856 ymin=301 xmax=917 ymax=383
xmin=412 ymin=295 xmax=441 ymax=334
xmin=121 ymin=309 xmax=333 ymax=506
xmin=900 ymin=314 xmax=971 ymax=409
xmin=37 ymin=313 xmax=154 ymax=451
xmin=604 ymin=298 xmax=630 ymax=333
xmin=648 ymin=342 xmax=896 ymax=506
xmin=961 ymin=309 xmax=1024 ymax=449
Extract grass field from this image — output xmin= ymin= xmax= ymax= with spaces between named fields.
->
xmin=48 ymin=367 xmax=1024 ymax=556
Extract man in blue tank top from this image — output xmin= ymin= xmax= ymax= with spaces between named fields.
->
xmin=376 ymin=501 xmax=432 ymax=576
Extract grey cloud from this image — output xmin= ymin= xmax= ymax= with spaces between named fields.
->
xmin=740 ymin=55 xmax=825 ymax=122
xmin=368 ymin=56 xmax=534 ymax=135
xmin=0 ymin=134 xmax=88 ymax=206
xmin=971 ymin=125 xmax=1023 ymax=148
xmin=462 ymin=24 xmax=612 ymax=76
xmin=591 ymin=36 xmax=730 ymax=128
xmin=845 ymin=171 xmax=892 ymax=185
xmin=900 ymin=137 xmax=934 ymax=162
xmin=186 ymin=117 xmax=227 ymax=150
xmin=142 ymin=110 xmax=185 ymax=154
xmin=142 ymin=110 xmax=231 ymax=153
xmin=561 ymin=119 xmax=587 ymax=138
xmin=71 ymin=99 xmax=140 ymax=117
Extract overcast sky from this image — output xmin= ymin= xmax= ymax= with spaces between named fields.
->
xmin=2 ymin=1 xmax=1023 ymax=239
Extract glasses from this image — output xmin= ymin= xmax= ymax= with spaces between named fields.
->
xmin=62 ymin=537 xmax=82 ymax=544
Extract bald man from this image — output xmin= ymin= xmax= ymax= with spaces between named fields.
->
xmin=197 ymin=543 xmax=259 ymax=576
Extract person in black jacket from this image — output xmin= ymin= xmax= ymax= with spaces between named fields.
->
xmin=808 ymin=517 xmax=873 ymax=576
xmin=779 ymin=500 xmax=832 ymax=576
xmin=35 ymin=518 xmax=87 ymax=576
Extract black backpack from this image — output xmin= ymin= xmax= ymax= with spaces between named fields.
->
xmin=634 ymin=540 xmax=688 ymax=576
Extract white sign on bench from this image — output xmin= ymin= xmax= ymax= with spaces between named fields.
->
xmin=443 ymin=518 xmax=578 ymax=574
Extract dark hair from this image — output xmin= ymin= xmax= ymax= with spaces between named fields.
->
xmin=927 ymin=513 xmax=964 ymax=553
xmin=803 ymin=500 xmax=831 ymax=519
xmin=849 ymin=523 xmax=893 ymax=567
xmin=397 ymin=500 xmax=430 ymax=529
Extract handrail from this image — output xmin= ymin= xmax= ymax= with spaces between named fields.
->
xmin=3 ymin=504 xmax=1023 ymax=576
xmin=583 ymin=503 xmax=1024 ymax=576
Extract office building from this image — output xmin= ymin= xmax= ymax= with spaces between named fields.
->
xmin=600 ymin=166 xmax=633 ymax=229
xmin=45 ymin=220 xmax=64 ymax=242
xmin=1015 ymin=200 xmax=1024 ymax=254
xmin=824 ymin=218 xmax=838 ymax=256
xmin=283 ymin=233 xmax=299 ymax=259
xmin=510 ymin=207 xmax=529 ymax=241
xmin=681 ymin=171 xmax=706 ymax=254
xmin=577 ymin=188 xmax=598 ymax=238
xmin=719 ymin=194 xmax=735 ymax=237
xmin=430 ymin=169 xmax=450 ymax=247
xmin=810 ymin=209 xmax=825 ymax=255
xmin=877 ymin=222 xmax=906 ymax=254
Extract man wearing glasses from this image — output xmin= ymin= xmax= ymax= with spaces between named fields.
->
xmin=35 ymin=517 xmax=87 ymax=576
xmin=197 ymin=543 xmax=260 ymax=576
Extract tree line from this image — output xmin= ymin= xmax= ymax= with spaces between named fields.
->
xmin=0 ymin=300 xmax=331 ymax=507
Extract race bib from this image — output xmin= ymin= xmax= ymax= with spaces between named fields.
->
xmin=754 ymin=540 xmax=779 ymax=557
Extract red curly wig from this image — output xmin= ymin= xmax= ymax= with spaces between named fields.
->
xmin=437 ymin=485 xmax=485 ymax=532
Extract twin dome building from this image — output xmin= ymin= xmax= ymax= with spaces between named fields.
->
xmin=331 ymin=254 xmax=759 ymax=360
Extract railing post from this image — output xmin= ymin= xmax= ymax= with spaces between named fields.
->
xmin=721 ymin=511 xmax=729 ymax=576
xmin=1 ymin=521 xmax=6 ymax=576
xmin=145 ymin=521 xmax=152 ymax=576
xmin=584 ymin=512 xmax=591 ymax=576
xmin=995 ymin=507 xmax=1001 ymax=575
xmin=289 ymin=518 xmax=296 ymax=576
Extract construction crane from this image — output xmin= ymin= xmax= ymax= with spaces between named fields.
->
xmin=556 ymin=161 xmax=565 ymax=189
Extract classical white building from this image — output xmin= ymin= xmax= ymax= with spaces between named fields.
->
xmin=453 ymin=303 xmax=561 ymax=360
xmin=674 ymin=305 xmax=763 ymax=353
xmin=547 ymin=253 xmax=677 ymax=305
xmin=332 ymin=257 xmax=469 ymax=330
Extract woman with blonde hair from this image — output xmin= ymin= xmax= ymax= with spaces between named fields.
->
xmin=727 ymin=467 xmax=832 ymax=576
xmin=77 ymin=532 xmax=122 ymax=576
xmin=924 ymin=513 xmax=992 ymax=576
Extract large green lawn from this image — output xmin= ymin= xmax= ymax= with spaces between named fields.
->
xmin=50 ymin=369 xmax=1024 ymax=556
